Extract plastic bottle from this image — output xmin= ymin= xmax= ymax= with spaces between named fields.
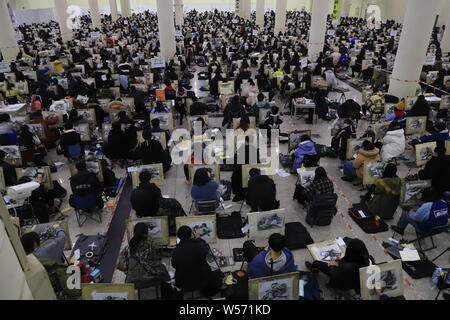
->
xmin=430 ymin=268 xmax=442 ymax=289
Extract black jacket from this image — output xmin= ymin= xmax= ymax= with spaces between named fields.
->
xmin=328 ymin=257 xmax=374 ymax=293
xmin=222 ymin=102 xmax=246 ymax=127
xmin=246 ymin=175 xmax=278 ymax=212
xmin=105 ymin=130 xmax=130 ymax=159
xmin=190 ymin=102 xmax=207 ymax=116
xmin=130 ymin=182 xmax=162 ymax=217
xmin=171 ymin=238 xmax=212 ymax=291
xmin=70 ymin=170 xmax=101 ymax=196
xmin=60 ymin=130 xmax=83 ymax=158
xmin=419 ymin=155 xmax=450 ymax=194
xmin=0 ymin=161 xmax=17 ymax=186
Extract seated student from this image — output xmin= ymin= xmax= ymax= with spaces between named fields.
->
xmin=147 ymin=118 xmax=170 ymax=142
xmin=313 ymin=89 xmax=330 ymax=121
xmin=246 ymin=233 xmax=296 ymax=279
xmin=236 ymin=114 xmax=253 ymax=132
xmin=242 ymin=79 xmax=259 ymax=106
xmin=362 ymin=164 xmax=402 ymax=220
xmin=292 ymin=135 xmax=317 ymax=171
xmin=222 ymin=95 xmax=246 ymax=128
xmin=104 ymin=122 xmax=130 ymax=160
xmin=0 ymin=114 xmax=16 ymax=137
xmin=69 ymin=160 xmax=104 ymax=210
xmin=342 ymin=140 xmax=381 ymax=182
xmin=150 ymin=101 xmax=170 ymax=114
xmin=0 ymin=150 xmax=17 ymax=186
xmin=191 ymin=168 xmax=221 ymax=207
xmin=379 ymin=121 xmax=405 ymax=162
xmin=298 ymin=167 xmax=334 ymax=205
xmin=30 ymin=111 xmax=59 ymax=147
xmin=407 ymin=95 xmax=430 ymax=118
xmin=129 ymin=85 xmax=146 ymax=115
xmin=413 ymin=122 xmax=450 ymax=147
xmin=391 ymin=187 xmax=449 ymax=235
xmin=130 ymin=170 xmax=162 ymax=218
xmin=262 ymin=106 xmax=283 ymax=141
xmin=18 ymin=125 xmax=46 ymax=164
xmin=252 ymin=93 xmax=270 ymax=123
xmin=172 ymin=226 xmax=222 ymax=296
xmin=331 ymin=119 xmax=356 ymax=161
xmin=418 ymin=146 xmax=450 ymax=195
xmin=117 ymin=223 xmax=170 ymax=288
xmin=136 ymin=134 xmax=170 ymax=170
xmin=246 ymin=168 xmax=279 ymax=212
xmin=60 ymin=122 xmax=83 ymax=159
xmin=164 ymin=79 xmax=176 ymax=101
xmin=17 ymin=176 xmax=56 ymax=223
xmin=21 ymin=230 xmax=81 ymax=299
xmin=189 ymin=96 xmax=207 ymax=116
xmin=306 ymin=238 xmax=374 ymax=294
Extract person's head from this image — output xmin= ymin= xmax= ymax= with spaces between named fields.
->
xmin=435 ymin=145 xmax=446 ymax=156
xmin=75 ymin=160 xmax=87 ymax=171
xmin=435 ymin=122 xmax=447 ymax=132
xmin=342 ymin=238 xmax=370 ymax=268
xmin=382 ymin=163 xmax=397 ymax=178
xmin=118 ymin=110 xmax=127 ymax=119
xmin=344 ymin=119 xmax=353 ymax=127
xmin=155 ymin=101 xmax=166 ymax=112
xmin=151 ymin=118 xmax=160 ymax=128
xmin=238 ymin=114 xmax=250 ymax=130
xmin=0 ymin=114 xmax=11 ymax=123
xmin=139 ymin=170 xmax=153 ymax=183
xmin=21 ymin=232 xmax=41 ymax=255
xmin=249 ymin=168 xmax=261 ymax=178
xmin=362 ymin=140 xmax=375 ymax=151
xmin=314 ymin=167 xmax=328 ymax=180
xmin=177 ymin=225 xmax=193 ymax=241
xmin=129 ymin=222 xmax=149 ymax=254
xmin=268 ymin=233 xmax=286 ymax=253
xmin=421 ymin=187 xmax=439 ymax=203
xmin=130 ymin=85 xmax=136 ymax=92
xmin=271 ymin=106 xmax=279 ymax=115
xmin=112 ymin=122 xmax=122 ymax=132
xmin=257 ymin=93 xmax=265 ymax=102
xmin=64 ymin=122 xmax=74 ymax=130
xmin=164 ymin=79 xmax=172 ymax=87
xmin=231 ymin=95 xmax=240 ymax=105
xmin=193 ymin=168 xmax=211 ymax=186
xmin=300 ymin=134 xmax=311 ymax=142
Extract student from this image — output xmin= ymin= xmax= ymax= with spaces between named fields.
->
xmin=60 ymin=122 xmax=83 ymax=159
xmin=364 ymin=164 xmax=402 ymax=220
xmin=189 ymin=96 xmax=208 ymax=116
xmin=222 ymin=95 xmax=246 ymax=128
xmin=150 ymin=101 xmax=170 ymax=114
xmin=130 ymin=170 xmax=162 ymax=218
xmin=236 ymin=114 xmax=253 ymax=132
xmin=342 ymin=140 xmax=381 ymax=182
xmin=105 ymin=122 xmax=130 ymax=160
xmin=147 ymin=118 xmax=170 ymax=142
xmin=262 ymin=106 xmax=283 ymax=141
xmin=391 ymin=188 xmax=449 ymax=235
xmin=117 ymin=223 xmax=170 ymax=288
xmin=415 ymin=122 xmax=450 ymax=146
xmin=379 ymin=121 xmax=405 ymax=162
xmin=69 ymin=160 xmax=104 ymax=210
xmin=0 ymin=114 xmax=15 ymax=135
xmin=246 ymin=168 xmax=279 ymax=212
xmin=300 ymin=167 xmax=334 ymax=204
xmin=172 ymin=226 xmax=222 ymax=296
xmin=129 ymin=85 xmax=146 ymax=115
xmin=332 ymin=119 xmax=356 ymax=161
xmin=418 ymin=146 xmax=450 ymax=195
xmin=252 ymin=93 xmax=270 ymax=123
xmin=246 ymin=233 xmax=296 ymax=279
xmin=407 ymin=95 xmax=430 ymax=118
xmin=293 ymin=135 xmax=317 ymax=171
xmin=21 ymin=230 xmax=81 ymax=299
xmin=0 ymin=149 xmax=17 ymax=186
xmin=191 ymin=168 xmax=221 ymax=207
xmin=306 ymin=238 xmax=374 ymax=294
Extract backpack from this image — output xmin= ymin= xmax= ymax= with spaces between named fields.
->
xmin=159 ymin=198 xmax=187 ymax=236
xmin=348 ymin=203 xmax=389 ymax=234
xmin=299 ymin=271 xmax=322 ymax=300
xmin=70 ymin=234 xmax=107 ymax=267
xmin=284 ymin=222 xmax=314 ymax=250
xmin=217 ymin=211 xmax=245 ymax=239
xmin=306 ymin=193 xmax=338 ymax=227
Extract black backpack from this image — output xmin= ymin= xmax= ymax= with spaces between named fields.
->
xmin=306 ymin=193 xmax=338 ymax=227
xmin=159 ymin=198 xmax=187 ymax=236
xmin=285 ymin=222 xmax=314 ymax=250
xmin=217 ymin=212 xmax=245 ymax=239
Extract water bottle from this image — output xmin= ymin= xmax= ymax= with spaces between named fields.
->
xmin=430 ymin=268 xmax=442 ymax=289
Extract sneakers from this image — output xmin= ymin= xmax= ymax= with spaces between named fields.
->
xmin=390 ymin=225 xmax=405 ymax=236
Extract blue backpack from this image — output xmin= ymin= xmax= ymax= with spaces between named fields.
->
xmin=299 ymin=271 xmax=322 ymax=300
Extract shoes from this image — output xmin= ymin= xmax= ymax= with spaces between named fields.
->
xmin=341 ymin=176 xmax=354 ymax=182
xmin=390 ymin=225 xmax=405 ymax=236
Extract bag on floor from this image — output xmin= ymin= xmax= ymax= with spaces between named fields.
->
xmin=385 ymin=245 xmax=437 ymax=279
xmin=316 ymin=144 xmax=337 ymax=158
xmin=70 ymin=234 xmax=107 ymax=267
xmin=299 ymin=271 xmax=322 ymax=300
xmin=284 ymin=222 xmax=314 ymax=250
xmin=217 ymin=211 xmax=245 ymax=239
xmin=348 ymin=203 xmax=388 ymax=234
xmin=159 ymin=198 xmax=187 ymax=236
xmin=306 ymin=193 xmax=338 ymax=227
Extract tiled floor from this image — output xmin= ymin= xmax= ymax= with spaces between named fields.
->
xmin=49 ymin=69 xmax=449 ymax=300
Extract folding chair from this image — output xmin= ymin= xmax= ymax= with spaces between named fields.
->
xmin=71 ymin=194 xmax=102 ymax=227
xmin=189 ymin=200 xmax=218 ymax=216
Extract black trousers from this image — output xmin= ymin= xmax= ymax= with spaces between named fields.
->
xmin=312 ymin=261 xmax=332 ymax=276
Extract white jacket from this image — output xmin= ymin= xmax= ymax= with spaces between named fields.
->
xmin=380 ymin=129 xmax=405 ymax=161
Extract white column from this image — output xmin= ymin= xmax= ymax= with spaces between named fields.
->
xmin=0 ymin=0 xmax=19 ymax=62
xmin=54 ymin=0 xmax=73 ymax=43
xmin=243 ymin=0 xmax=251 ymax=20
xmin=157 ymin=0 xmax=176 ymax=61
xmin=109 ymin=0 xmax=119 ymax=21
xmin=88 ymin=0 xmax=101 ymax=29
xmin=120 ymin=0 xmax=131 ymax=17
xmin=274 ymin=0 xmax=288 ymax=34
xmin=340 ymin=0 xmax=350 ymax=17
xmin=388 ymin=0 xmax=440 ymax=99
xmin=174 ymin=0 xmax=184 ymax=26
xmin=442 ymin=12 xmax=450 ymax=53
xmin=256 ymin=0 xmax=265 ymax=27
xmin=308 ymin=0 xmax=329 ymax=60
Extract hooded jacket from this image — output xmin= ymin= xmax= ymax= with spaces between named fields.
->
xmin=367 ymin=177 xmax=402 ymax=220
xmin=380 ymin=129 xmax=405 ymax=161
xmin=352 ymin=148 xmax=381 ymax=178
xmin=293 ymin=141 xmax=317 ymax=170
xmin=248 ymin=248 xmax=296 ymax=279
xmin=130 ymin=182 xmax=162 ymax=217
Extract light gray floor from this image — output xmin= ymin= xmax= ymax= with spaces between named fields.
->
xmin=47 ymin=70 xmax=449 ymax=300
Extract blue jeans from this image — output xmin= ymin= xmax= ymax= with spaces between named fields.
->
xmin=343 ymin=160 xmax=357 ymax=178
xmin=396 ymin=211 xmax=421 ymax=231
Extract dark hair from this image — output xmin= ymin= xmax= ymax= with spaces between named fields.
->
xmin=344 ymin=119 xmax=353 ymax=126
xmin=129 ymin=223 xmax=148 ymax=254
xmin=435 ymin=145 xmax=446 ymax=156
xmin=177 ymin=225 xmax=192 ymax=240
xmin=435 ymin=122 xmax=447 ymax=132
xmin=231 ymin=95 xmax=240 ymax=105
xmin=0 ymin=150 xmax=5 ymax=160
xmin=139 ymin=170 xmax=153 ymax=183
xmin=164 ymin=79 xmax=172 ymax=86
xmin=314 ymin=167 xmax=328 ymax=180
xmin=382 ymin=163 xmax=397 ymax=178
xmin=342 ymin=238 xmax=371 ymax=268
xmin=257 ymin=93 xmax=265 ymax=102
xmin=271 ymin=106 xmax=279 ymax=114
xmin=300 ymin=134 xmax=310 ymax=142
xmin=237 ymin=114 xmax=250 ymax=131
xmin=362 ymin=140 xmax=374 ymax=151
xmin=118 ymin=111 xmax=127 ymax=118
xmin=193 ymin=168 xmax=211 ymax=186
xmin=421 ymin=187 xmax=438 ymax=203
xmin=249 ymin=168 xmax=261 ymax=177
xmin=75 ymin=160 xmax=86 ymax=171
xmin=151 ymin=118 xmax=160 ymax=128
xmin=64 ymin=122 xmax=74 ymax=130
xmin=268 ymin=233 xmax=286 ymax=252
xmin=21 ymin=232 xmax=40 ymax=255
